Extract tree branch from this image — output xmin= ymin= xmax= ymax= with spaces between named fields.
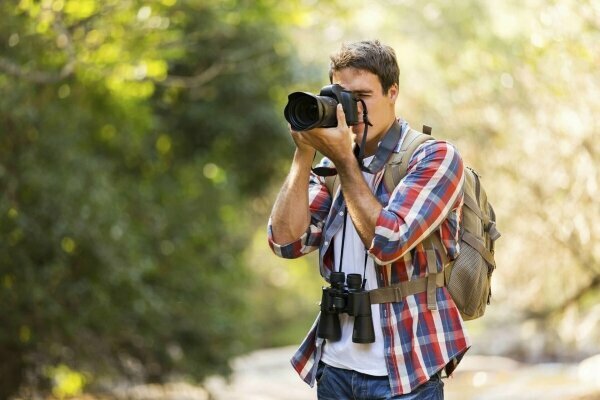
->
xmin=160 ymin=60 xmax=228 ymax=88
xmin=0 ymin=57 xmax=75 ymax=84
xmin=526 ymin=274 xmax=600 ymax=320
xmin=158 ymin=48 xmax=276 ymax=89
xmin=0 ymin=6 xmax=76 ymax=84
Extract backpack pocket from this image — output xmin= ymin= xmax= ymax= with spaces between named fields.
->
xmin=446 ymin=239 xmax=491 ymax=321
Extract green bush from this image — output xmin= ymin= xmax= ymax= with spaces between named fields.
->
xmin=0 ymin=1 xmax=296 ymax=397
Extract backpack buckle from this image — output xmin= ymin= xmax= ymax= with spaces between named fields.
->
xmin=392 ymin=286 xmax=404 ymax=303
xmin=486 ymin=221 xmax=501 ymax=241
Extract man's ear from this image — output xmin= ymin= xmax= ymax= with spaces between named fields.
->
xmin=387 ymin=83 xmax=399 ymax=103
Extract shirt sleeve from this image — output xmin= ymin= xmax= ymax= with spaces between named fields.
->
xmin=267 ymin=158 xmax=333 ymax=259
xmin=368 ymin=140 xmax=464 ymax=264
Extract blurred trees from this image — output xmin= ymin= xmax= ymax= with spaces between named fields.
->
xmin=391 ymin=0 xmax=600 ymax=360
xmin=0 ymin=0 xmax=313 ymax=397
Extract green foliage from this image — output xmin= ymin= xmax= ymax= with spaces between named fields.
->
xmin=243 ymin=228 xmax=323 ymax=348
xmin=0 ymin=0 xmax=302 ymax=397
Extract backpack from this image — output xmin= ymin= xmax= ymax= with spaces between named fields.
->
xmin=324 ymin=125 xmax=501 ymax=321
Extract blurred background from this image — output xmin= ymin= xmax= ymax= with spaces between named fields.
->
xmin=1 ymin=0 xmax=598 ymax=399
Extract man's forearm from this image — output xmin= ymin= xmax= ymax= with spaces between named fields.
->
xmin=336 ymin=157 xmax=382 ymax=248
xmin=270 ymin=149 xmax=315 ymax=244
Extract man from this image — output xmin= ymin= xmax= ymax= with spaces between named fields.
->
xmin=268 ymin=40 xmax=469 ymax=399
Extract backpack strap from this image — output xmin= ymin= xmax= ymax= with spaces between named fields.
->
xmin=374 ymin=125 xmax=452 ymax=307
xmin=368 ymin=232 xmax=449 ymax=307
xmin=382 ymin=128 xmax=434 ymax=193
xmin=369 ymin=272 xmax=445 ymax=304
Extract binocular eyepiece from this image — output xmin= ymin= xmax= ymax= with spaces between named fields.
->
xmin=317 ymin=271 xmax=375 ymax=344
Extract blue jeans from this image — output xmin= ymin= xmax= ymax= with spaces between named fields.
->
xmin=316 ymin=361 xmax=443 ymax=400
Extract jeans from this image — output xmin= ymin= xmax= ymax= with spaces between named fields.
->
xmin=316 ymin=361 xmax=444 ymax=400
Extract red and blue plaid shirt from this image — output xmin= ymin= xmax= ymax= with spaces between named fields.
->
xmin=268 ymin=121 xmax=470 ymax=395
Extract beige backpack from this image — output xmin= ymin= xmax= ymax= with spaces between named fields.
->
xmin=325 ymin=126 xmax=501 ymax=321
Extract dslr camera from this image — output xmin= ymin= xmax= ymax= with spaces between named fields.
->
xmin=317 ymin=271 xmax=375 ymax=344
xmin=284 ymin=84 xmax=360 ymax=131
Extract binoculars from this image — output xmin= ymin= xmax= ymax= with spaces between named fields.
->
xmin=317 ymin=271 xmax=375 ymax=344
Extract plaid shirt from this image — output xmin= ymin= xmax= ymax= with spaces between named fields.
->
xmin=267 ymin=121 xmax=470 ymax=395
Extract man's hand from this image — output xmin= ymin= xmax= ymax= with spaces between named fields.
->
xmin=291 ymin=104 xmax=356 ymax=165
xmin=290 ymin=124 xmax=315 ymax=154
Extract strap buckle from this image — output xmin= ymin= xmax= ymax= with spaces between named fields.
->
xmin=392 ymin=285 xmax=404 ymax=303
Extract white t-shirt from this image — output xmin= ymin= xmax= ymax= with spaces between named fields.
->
xmin=321 ymin=160 xmax=387 ymax=376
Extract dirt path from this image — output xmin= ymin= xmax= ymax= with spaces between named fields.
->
xmin=203 ymin=347 xmax=600 ymax=400
xmin=102 ymin=347 xmax=600 ymax=399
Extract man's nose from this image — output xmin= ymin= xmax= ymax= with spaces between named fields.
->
xmin=356 ymin=101 xmax=365 ymax=119
xmin=356 ymin=100 xmax=364 ymax=113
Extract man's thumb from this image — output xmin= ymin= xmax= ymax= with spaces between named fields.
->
xmin=336 ymin=104 xmax=347 ymax=127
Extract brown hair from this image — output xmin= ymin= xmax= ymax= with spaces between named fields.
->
xmin=329 ymin=40 xmax=399 ymax=94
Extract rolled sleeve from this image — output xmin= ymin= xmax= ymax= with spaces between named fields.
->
xmin=268 ymin=162 xmax=333 ymax=259
xmin=368 ymin=140 xmax=464 ymax=264
xmin=267 ymin=218 xmax=324 ymax=259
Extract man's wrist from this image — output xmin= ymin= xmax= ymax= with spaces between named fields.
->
xmin=333 ymin=152 xmax=359 ymax=174
xmin=291 ymin=147 xmax=316 ymax=173
xmin=294 ymin=147 xmax=315 ymax=161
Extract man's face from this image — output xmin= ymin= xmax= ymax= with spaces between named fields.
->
xmin=331 ymin=67 xmax=398 ymax=152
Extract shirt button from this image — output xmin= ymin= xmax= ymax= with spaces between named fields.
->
xmin=339 ymin=211 xmax=344 ymax=216
xmin=324 ymin=241 xmax=329 ymax=246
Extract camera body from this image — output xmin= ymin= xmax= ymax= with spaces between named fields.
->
xmin=284 ymin=84 xmax=360 ymax=131
xmin=317 ymin=271 xmax=375 ymax=344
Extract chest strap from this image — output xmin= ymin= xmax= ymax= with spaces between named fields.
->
xmin=368 ymin=273 xmax=445 ymax=305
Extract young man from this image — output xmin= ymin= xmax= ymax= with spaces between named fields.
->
xmin=268 ymin=40 xmax=469 ymax=399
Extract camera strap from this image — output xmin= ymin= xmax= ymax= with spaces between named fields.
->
xmin=336 ymin=206 xmax=370 ymax=290
xmin=360 ymin=119 xmax=402 ymax=174
xmin=337 ymin=206 xmax=349 ymax=273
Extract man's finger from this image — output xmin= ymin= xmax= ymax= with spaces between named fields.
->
xmin=336 ymin=104 xmax=348 ymax=129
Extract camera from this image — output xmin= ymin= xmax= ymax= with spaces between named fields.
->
xmin=317 ymin=271 xmax=375 ymax=344
xmin=284 ymin=84 xmax=360 ymax=131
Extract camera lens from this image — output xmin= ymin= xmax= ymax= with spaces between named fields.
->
xmin=290 ymin=96 xmax=319 ymax=129
xmin=284 ymin=92 xmax=338 ymax=131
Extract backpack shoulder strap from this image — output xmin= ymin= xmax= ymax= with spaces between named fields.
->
xmin=383 ymin=127 xmax=434 ymax=193
xmin=383 ymin=125 xmax=442 ymax=310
